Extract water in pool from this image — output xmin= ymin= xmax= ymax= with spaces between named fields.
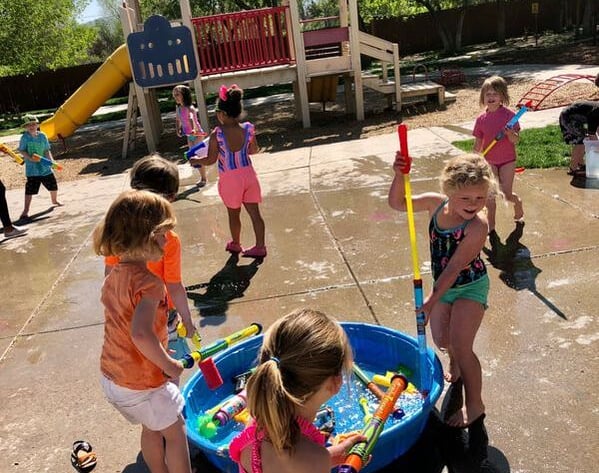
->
xmin=193 ymin=362 xmax=425 ymax=458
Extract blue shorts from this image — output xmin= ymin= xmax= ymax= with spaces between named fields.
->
xmin=439 ymin=274 xmax=489 ymax=308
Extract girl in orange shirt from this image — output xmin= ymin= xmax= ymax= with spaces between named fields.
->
xmin=104 ymin=155 xmax=197 ymax=366
xmin=94 ymin=190 xmax=192 ymax=473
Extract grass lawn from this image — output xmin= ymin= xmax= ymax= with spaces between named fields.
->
xmin=452 ymin=125 xmax=571 ymax=169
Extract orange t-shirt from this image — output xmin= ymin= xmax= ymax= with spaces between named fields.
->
xmin=105 ymin=230 xmax=181 ymax=309
xmin=100 ymin=262 xmax=169 ymax=390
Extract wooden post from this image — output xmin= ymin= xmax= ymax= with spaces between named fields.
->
xmin=121 ymin=84 xmax=138 ymax=159
xmin=285 ymin=0 xmax=311 ymax=128
xmin=393 ymin=43 xmax=401 ymax=111
xmin=120 ymin=1 xmax=159 ymax=153
xmin=347 ymin=0 xmax=364 ymax=120
xmin=180 ymin=0 xmax=209 ymax=133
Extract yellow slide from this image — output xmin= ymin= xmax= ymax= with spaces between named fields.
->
xmin=40 ymin=44 xmax=132 ymax=141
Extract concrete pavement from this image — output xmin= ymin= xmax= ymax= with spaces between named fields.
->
xmin=1 ymin=76 xmax=598 ymax=473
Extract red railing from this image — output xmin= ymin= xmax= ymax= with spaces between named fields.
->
xmin=191 ymin=7 xmax=293 ymax=75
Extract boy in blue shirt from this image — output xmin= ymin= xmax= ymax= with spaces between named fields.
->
xmin=17 ymin=115 xmax=62 ymax=220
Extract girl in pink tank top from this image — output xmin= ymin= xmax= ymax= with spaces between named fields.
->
xmin=173 ymin=84 xmax=208 ymax=187
xmin=229 ymin=308 xmax=366 ymax=473
xmin=189 ymin=84 xmax=267 ymax=258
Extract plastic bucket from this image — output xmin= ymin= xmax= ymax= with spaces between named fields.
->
xmin=583 ymin=137 xmax=599 ymax=179
xmin=182 ymin=323 xmax=443 ymax=472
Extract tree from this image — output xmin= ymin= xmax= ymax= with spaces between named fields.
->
xmin=0 ymin=0 xmax=97 ymax=76
xmin=408 ymin=0 xmax=472 ymax=54
xmin=496 ymin=0 xmax=506 ymax=46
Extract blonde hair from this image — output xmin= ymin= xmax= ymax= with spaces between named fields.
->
xmin=479 ymin=75 xmax=510 ymax=107
xmin=93 ymin=190 xmax=176 ymax=260
xmin=440 ymin=153 xmax=500 ymax=198
xmin=247 ymin=308 xmax=352 ymax=453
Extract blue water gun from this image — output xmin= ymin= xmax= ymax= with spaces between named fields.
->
xmin=482 ymin=100 xmax=532 ymax=156
xmin=184 ymin=137 xmax=209 ymax=167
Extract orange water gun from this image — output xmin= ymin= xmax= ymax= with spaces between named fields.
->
xmin=337 ymin=374 xmax=408 ymax=473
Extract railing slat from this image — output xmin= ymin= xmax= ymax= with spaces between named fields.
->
xmin=191 ymin=7 xmax=293 ymax=76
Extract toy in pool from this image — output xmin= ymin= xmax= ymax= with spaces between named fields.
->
xmin=338 ymin=374 xmax=408 ymax=473
xmin=182 ymin=322 xmax=443 ymax=473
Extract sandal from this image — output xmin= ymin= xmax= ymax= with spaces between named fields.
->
xmin=242 ymin=245 xmax=267 ymax=258
xmin=567 ymin=165 xmax=586 ymax=177
xmin=71 ymin=440 xmax=97 ymax=472
xmin=225 ymin=240 xmax=242 ymax=253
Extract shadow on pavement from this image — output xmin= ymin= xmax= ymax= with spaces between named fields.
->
xmin=483 ymin=221 xmax=567 ymax=320
xmin=569 ymin=175 xmax=599 ymax=189
xmin=13 ymin=206 xmax=55 ymax=226
xmin=122 ymin=452 xmax=149 ymax=473
xmin=186 ymin=254 xmax=262 ymax=320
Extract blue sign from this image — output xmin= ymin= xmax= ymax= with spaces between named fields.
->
xmin=127 ymin=15 xmax=198 ymax=87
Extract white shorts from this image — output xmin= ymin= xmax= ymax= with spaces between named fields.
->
xmin=100 ymin=376 xmax=185 ymax=431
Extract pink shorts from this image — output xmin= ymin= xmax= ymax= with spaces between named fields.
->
xmin=218 ymin=166 xmax=262 ymax=209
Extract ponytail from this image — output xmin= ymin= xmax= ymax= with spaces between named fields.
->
xmin=245 ymin=308 xmax=352 ymax=453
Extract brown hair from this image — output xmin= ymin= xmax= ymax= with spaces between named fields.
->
xmin=440 ymin=153 xmax=500 ymax=198
xmin=246 ymin=308 xmax=352 ymax=453
xmin=479 ymin=75 xmax=510 ymax=107
xmin=130 ymin=154 xmax=179 ymax=200
xmin=93 ymin=190 xmax=176 ymax=260
xmin=172 ymin=84 xmax=193 ymax=107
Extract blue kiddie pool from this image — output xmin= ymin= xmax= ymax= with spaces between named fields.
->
xmin=182 ymin=322 xmax=443 ymax=472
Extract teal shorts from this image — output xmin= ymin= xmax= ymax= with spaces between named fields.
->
xmin=439 ymin=274 xmax=489 ymax=308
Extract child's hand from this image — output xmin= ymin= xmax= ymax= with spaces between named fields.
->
xmin=328 ymin=433 xmax=367 ymax=466
xmin=505 ymin=127 xmax=519 ymax=143
xmin=180 ymin=316 xmax=196 ymax=342
xmin=419 ymin=294 xmax=435 ymax=324
xmin=188 ymin=157 xmax=203 ymax=168
xmin=164 ymin=357 xmax=184 ymax=380
xmin=393 ymin=151 xmax=412 ymax=175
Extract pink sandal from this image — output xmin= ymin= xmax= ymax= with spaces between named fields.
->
xmin=242 ymin=245 xmax=267 ymax=258
xmin=225 ymin=241 xmax=242 ymax=253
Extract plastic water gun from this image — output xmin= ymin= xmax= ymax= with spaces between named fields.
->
xmin=233 ymin=408 xmax=251 ymax=426
xmin=179 ymin=323 xmax=262 ymax=390
xmin=398 ymin=124 xmax=430 ymax=397
xmin=482 ymin=100 xmax=532 ymax=156
xmin=372 ymin=371 xmax=418 ymax=396
xmin=32 ymin=153 xmax=63 ymax=171
xmin=184 ymin=137 xmax=209 ymax=167
xmin=180 ymin=323 xmax=262 ymax=368
xmin=233 ymin=367 xmax=256 ymax=393
xmin=337 ymin=375 xmax=408 ymax=473
xmin=359 ymin=397 xmax=373 ymax=424
xmin=0 ymin=143 xmax=24 ymax=165
xmin=176 ymin=322 xmax=202 ymax=349
xmin=353 ymin=364 xmax=385 ymax=400
xmin=352 ymin=364 xmax=404 ymax=419
xmin=198 ymin=389 xmax=248 ymax=438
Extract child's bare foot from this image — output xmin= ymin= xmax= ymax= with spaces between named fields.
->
xmin=52 ymin=201 xmax=63 ymax=207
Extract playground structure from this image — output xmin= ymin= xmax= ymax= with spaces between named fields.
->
xmin=517 ymin=73 xmax=598 ymax=110
xmin=39 ymin=0 xmax=448 ymax=157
